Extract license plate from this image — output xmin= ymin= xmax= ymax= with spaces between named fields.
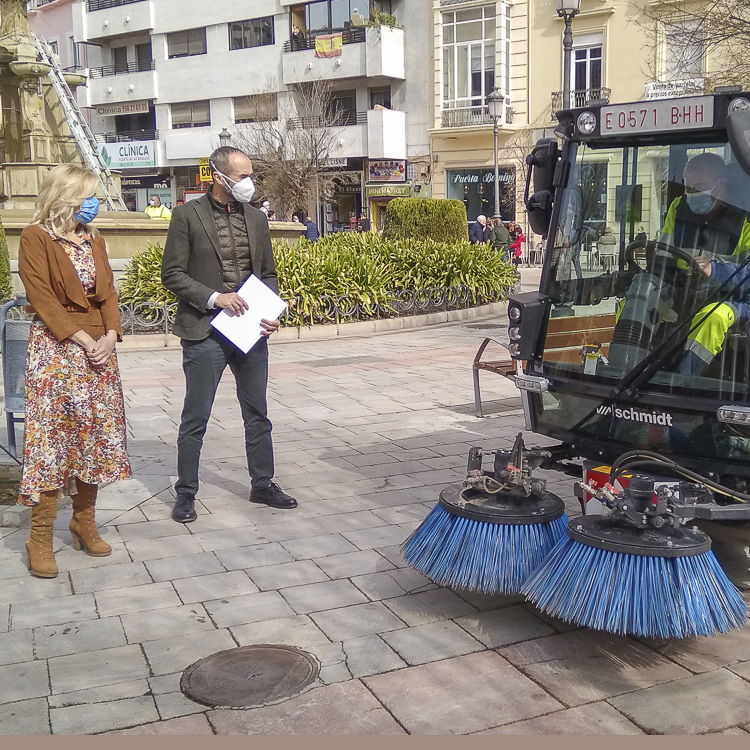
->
xmin=600 ymin=96 xmax=714 ymax=136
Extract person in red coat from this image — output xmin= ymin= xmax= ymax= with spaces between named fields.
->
xmin=508 ymin=222 xmax=525 ymax=266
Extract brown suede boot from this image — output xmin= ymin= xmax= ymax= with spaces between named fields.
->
xmin=69 ymin=480 xmax=111 ymax=557
xmin=26 ymin=491 xmax=59 ymax=578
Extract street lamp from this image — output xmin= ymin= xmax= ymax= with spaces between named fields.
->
xmin=486 ymin=87 xmax=505 ymax=222
xmin=556 ymin=0 xmax=581 ymax=110
xmin=218 ymin=128 xmax=232 ymax=147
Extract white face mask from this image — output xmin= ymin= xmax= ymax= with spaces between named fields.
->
xmin=216 ymin=169 xmax=256 ymax=203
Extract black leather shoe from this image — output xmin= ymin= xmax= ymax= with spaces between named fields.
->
xmin=249 ymin=482 xmax=298 ymax=509
xmin=171 ymin=493 xmax=198 ymax=523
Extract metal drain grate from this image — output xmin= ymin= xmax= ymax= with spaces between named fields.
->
xmin=181 ymin=645 xmax=320 ymax=708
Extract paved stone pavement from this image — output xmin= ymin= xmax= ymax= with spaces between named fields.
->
xmin=2 ymin=270 xmax=750 ymax=735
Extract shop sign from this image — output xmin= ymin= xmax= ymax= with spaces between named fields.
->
xmin=322 ymin=158 xmax=348 ymax=168
xmin=121 ymin=176 xmax=171 ymax=189
xmin=365 ymin=184 xmax=412 ymax=198
xmin=198 ymin=157 xmax=213 ymax=183
xmin=368 ymin=160 xmax=406 ymax=182
xmin=96 ymin=101 xmax=150 ymax=117
xmin=645 ymin=79 xmax=704 ymax=101
xmin=100 ymin=141 xmax=156 ymax=170
xmin=449 ymin=170 xmax=515 ymax=185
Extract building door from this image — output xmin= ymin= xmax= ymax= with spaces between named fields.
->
xmin=136 ymin=42 xmax=152 ymax=71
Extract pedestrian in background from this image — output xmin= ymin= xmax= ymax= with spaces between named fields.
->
xmin=144 ymin=195 xmax=172 ymax=221
xmin=509 ymin=222 xmax=525 ymax=266
xmin=469 ymin=214 xmax=487 ymax=244
xmin=305 ymin=216 xmax=320 ymax=241
xmin=18 ymin=164 xmax=131 ymax=578
xmin=358 ymin=212 xmax=370 ymax=233
xmin=162 ymin=146 xmax=297 ymax=524
xmin=260 ymin=200 xmax=271 ymax=218
xmin=490 ymin=218 xmax=511 ymax=261
xmin=483 ymin=217 xmax=494 ymax=243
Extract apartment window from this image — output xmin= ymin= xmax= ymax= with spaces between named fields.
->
xmin=442 ymin=5 xmax=497 ymax=110
xmin=167 ymin=28 xmax=207 ymax=59
xmin=571 ymin=33 xmax=603 ymax=93
xmin=234 ymin=94 xmax=278 ymax=123
xmin=171 ymin=100 xmax=211 ymax=129
xmin=664 ymin=21 xmax=704 ymax=80
xmin=331 ymin=90 xmax=357 ymax=124
xmin=49 ymin=39 xmax=59 ymax=56
xmin=136 ymin=42 xmax=153 ymax=71
xmin=302 ymin=0 xmax=381 ymax=35
xmin=229 ymin=17 xmax=275 ymax=50
xmin=369 ymin=87 xmax=391 ymax=109
xmin=112 ymin=46 xmax=128 ymax=73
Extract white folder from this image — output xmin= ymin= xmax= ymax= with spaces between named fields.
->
xmin=209 ymin=274 xmax=287 ymax=354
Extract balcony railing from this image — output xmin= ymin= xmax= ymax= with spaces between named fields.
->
xmin=86 ymin=0 xmax=146 ymax=11
xmin=551 ymin=87 xmax=611 ymax=111
xmin=94 ymin=130 xmax=158 ymax=143
xmin=286 ymin=111 xmax=367 ymax=129
xmin=282 ymin=27 xmax=366 ymax=52
xmin=440 ymin=105 xmax=493 ymax=128
xmin=89 ymin=60 xmax=155 ymax=78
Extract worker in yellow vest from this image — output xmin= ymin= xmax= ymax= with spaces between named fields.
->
xmin=144 ymin=195 xmax=172 ymax=221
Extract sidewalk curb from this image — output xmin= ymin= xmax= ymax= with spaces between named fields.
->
xmin=117 ymin=299 xmax=510 ymax=350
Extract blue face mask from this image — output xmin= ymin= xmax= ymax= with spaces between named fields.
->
xmin=686 ymin=191 xmax=716 ymax=214
xmin=75 ymin=197 xmax=99 ymax=225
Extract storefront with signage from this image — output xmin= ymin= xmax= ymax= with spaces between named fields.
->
xmin=365 ymin=183 xmax=413 ymax=232
xmin=446 ymin=168 xmax=516 ymax=223
xmin=120 ymin=175 xmax=173 ymax=213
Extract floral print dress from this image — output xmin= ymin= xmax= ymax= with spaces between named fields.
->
xmin=19 ymin=227 xmax=131 ymax=503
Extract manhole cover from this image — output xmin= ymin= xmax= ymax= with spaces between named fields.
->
xmin=180 ymin=644 xmax=320 ymax=708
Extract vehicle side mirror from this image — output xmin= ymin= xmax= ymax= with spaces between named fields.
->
xmin=727 ymin=107 xmax=750 ymax=179
xmin=525 ymin=139 xmax=560 ymax=236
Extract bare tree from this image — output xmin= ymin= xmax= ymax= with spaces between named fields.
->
xmin=636 ymin=1 xmax=750 ymax=90
xmin=230 ymin=78 xmax=346 ymax=222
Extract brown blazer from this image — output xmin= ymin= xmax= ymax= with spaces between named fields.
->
xmin=18 ymin=224 xmax=122 ymax=342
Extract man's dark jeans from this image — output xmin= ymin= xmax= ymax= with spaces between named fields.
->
xmin=176 ymin=331 xmax=274 ymax=496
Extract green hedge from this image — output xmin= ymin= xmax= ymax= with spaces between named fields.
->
xmin=0 ymin=218 xmax=13 ymax=303
xmin=119 ymin=234 xmax=517 ymax=327
xmin=382 ymin=198 xmax=469 ymax=243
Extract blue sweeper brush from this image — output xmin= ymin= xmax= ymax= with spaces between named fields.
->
xmin=401 ymin=434 xmax=569 ymax=595
xmin=522 ymin=472 xmax=747 ymax=639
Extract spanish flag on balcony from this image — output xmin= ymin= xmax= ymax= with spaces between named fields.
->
xmin=314 ymin=32 xmax=343 ymax=58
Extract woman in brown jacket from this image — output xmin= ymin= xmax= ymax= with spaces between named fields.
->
xmin=18 ymin=164 xmax=131 ymax=578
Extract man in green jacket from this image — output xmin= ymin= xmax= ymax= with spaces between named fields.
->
xmin=490 ymin=219 xmax=511 ymax=261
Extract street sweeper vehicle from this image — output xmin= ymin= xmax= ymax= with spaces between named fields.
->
xmin=403 ymin=90 xmax=750 ymax=639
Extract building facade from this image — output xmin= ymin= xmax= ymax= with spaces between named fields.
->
xmin=29 ymin=0 xmax=432 ymax=229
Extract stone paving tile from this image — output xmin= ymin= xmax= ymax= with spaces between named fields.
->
xmin=382 ymin=588 xmax=477 ymax=627
xmin=154 ymin=691 xmax=206 ymax=721
xmin=247 ymin=560 xmax=329 ymax=591
xmin=207 ymin=680 xmax=405 ymax=735
xmin=203 ymin=591 xmax=296 ymax=628
xmin=141 ymin=629 xmax=237 ymax=676
xmin=341 ymin=525 xmax=413 ymax=551
xmin=0 ymin=660 xmax=50 ymax=703
xmin=0 ymin=698 xmax=51 ymax=735
xmin=214 ymin=542 xmax=294 ymax=571
xmin=260 ymin=518 xmax=334 ymax=544
xmin=375 ymin=545 xmax=410 ymax=568
xmin=350 ymin=569 xmax=436 ymax=601
xmin=230 ymin=614 xmax=332 ymax=651
xmin=55 ymin=544 xmax=133 ymax=572
xmin=313 ymin=549 xmax=395 ymax=579
xmin=0 ymin=629 xmax=33 ymax=666
xmin=109 ymin=714 xmax=215 ymax=735
xmin=173 ymin=570 xmax=258 ymax=604
xmin=121 ymin=604 xmax=214 ymax=644
xmin=48 ymin=680 xmax=150 ymax=708
xmin=116 ymin=519 xmax=191 ymax=542
xmin=50 ymin=696 xmax=160 ymax=735
xmin=280 ymin=533 xmax=358 ymax=560
xmin=144 ymin=552 xmax=225 ymax=583
xmin=34 ymin=618 xmax=127 ymax=659
xmin=317 ymin=511 xmax=389 ymax=535
xmin=364 ymin=651 xmax=562 ymax=735
xmin=478 ymin=702 xmax=644 ymax=735
xmin=656 ymin=626 xmax=750 ymax=673
xmin=95 ymin=582 xmax=181 ymax=618
xmin=500 ymin=630 xmax=691 ymax=707
xmin=310 ymin=602 xmax=407 ymax=641
xmin=10 ymin=593 xmax=98 ymax=631
xmin=48 ymin=644 xmax=150 ymax=694
xmin=125 ymin=535 xmax=204 ymax=562
xmin=148 ymin=672 xmax=181 ymax=695
xmin=341 ymin=634 xmax=406 ymax=678
xmin=609 ymin=669 xmax=750 ymax=735
xmin=70 ymin=562 xmax=152 ymax=594
xmin=279 ymin=579 xmax=369 ymax=614
xmin=0 ymin=604 xmax=8 ymax=633
xmin=381 ymin=620 xmax=484 ymax=665
xmin=0 ymin=574 xmax=72 ymax=606
xmin=454 ymin=606 xmax=556 ymax=648
xmin=455 ymin=590 xmax=526 ymax=612
xmin=190 ymin=527 xmax=271 ymax=553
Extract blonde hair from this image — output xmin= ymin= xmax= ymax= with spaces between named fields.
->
xmin=32 ymin=164 xmax=100 ymax=238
